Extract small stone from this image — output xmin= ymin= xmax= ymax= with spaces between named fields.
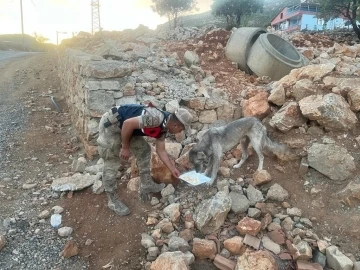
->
xmin=236 ymin=217 xmax=261 ymax=236
xmin=246 ymin=185 xmax=264 ymax=206
xmin=248 ymin=208 xmax=261 ymax=218
xmin=313 ymin=250 xmax=326 ymax=267
xmin=22 ymin=183 xmax=37 ymax=190
xmin=58 ymin=227 xmax=73 ymax=237
xmin=266 ymin=184 xmax=289 ymax=202
xmin=326 ymin=245 xmax=354 ymax=270
xmin=213 ymin=254 xmax=237 ymax=270
xmin=224 ymin=236 xmax=243 ymax=255
xmin=161 ymin=184 xmax=175 ymax=197
xmin=0 ymin=234 xmax=6 ymax=250
xmin=220 ymin=248 xmax=231 ymax=259
xmin=262 ymin=235 xmax=281 ymax=254
xmin=293 ymin=241 xmax=312 ymax=260
xmin=141 ymin=233 xmax=155 ymax=248
xmin=38 ymin=210 xmax=51 ymax=219
xmin=287 ymin=207 xmax=302 ymax=217
xmin=192 ymin=238 xmax=217 ymax=260
xmin=148 ymin=246 xmax=160 ymax=258
xmin=62 ymin=240 xmax=79 ymax=258
xmin=267 ymin=230 xmax=285 ymax=245
xmin=243 ymin=234 xmax=261 ymax=250
xmin=168 ymin=237 xmax=191 ymax=253
xmin=52 ymin=206 xmax=64 ymax=214
xmin=85 ymin=239 xmax=94 ymax=246
xmin=296 ymin=261 xmax=323 ymax=270
xmin=253 ymin=170 xmax=272 ymax=186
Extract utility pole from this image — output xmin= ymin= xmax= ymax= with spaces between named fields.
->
xmin=20 ymin=0 xmax=25 ymax=51
xmin=56 ymin=31 xmax=67 ymax=46
xmin=91 ymin=0 xmax=101 ymax=35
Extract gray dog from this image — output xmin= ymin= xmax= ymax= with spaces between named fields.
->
xmin=189 ymin=117 xmax=288 ymax=186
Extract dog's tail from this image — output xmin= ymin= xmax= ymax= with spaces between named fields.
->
xmin=264 ymin=136 xmax=291 ymax=160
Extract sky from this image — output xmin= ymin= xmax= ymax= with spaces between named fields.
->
xmin=0 ymin=0 xmax=212 ymax=44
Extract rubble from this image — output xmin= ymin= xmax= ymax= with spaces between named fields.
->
xmin=52 ymin=25 xmax=360 ymax=269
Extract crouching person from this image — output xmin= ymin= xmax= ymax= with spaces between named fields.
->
xmin=97 ymin=103 xmax=192 ymax=216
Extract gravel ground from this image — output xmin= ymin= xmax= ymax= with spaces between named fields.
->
xmin=0 ymin=52 xmax=88 ymax=270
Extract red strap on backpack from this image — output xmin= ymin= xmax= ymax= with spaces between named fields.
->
xmin=142 ymin=127 xmax=163 ymax=138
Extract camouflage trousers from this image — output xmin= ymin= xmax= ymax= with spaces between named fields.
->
xmin=97 ymin=111 xmax=151 ymax=193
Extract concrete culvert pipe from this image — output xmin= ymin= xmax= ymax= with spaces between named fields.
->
xmin=225 ymin=27 xmax=267 ymax=73
xmin=247 ymin=33 xmax=303 ymax=81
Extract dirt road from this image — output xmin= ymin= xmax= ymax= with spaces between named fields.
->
xmin=0 ymin=52 xmax=89 ymax=270
xmin=0 ymin=52 xmax=153 ymax=270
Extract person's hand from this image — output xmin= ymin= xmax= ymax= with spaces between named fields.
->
xmin=170 ymin=167 xmax=180 ymax=179
xmin=120 ymin=147 xmax=130 ymax=160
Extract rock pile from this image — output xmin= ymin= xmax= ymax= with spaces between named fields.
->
xmin=138 ymin=179 xmax=358 ymax=270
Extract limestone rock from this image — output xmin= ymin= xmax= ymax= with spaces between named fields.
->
xmin=150 ymin=251 xmax=190 ymax=270
xmin=235 ymin=250 xmax=277 ymax=270
xmin=268 ymin=84 xmax=286 ymax=106
xmin=168 ymin=237 xmax=191 ymax=253
xmin=229 ymin=192 xmax=250 ymax=214
xmin=326 ymin=245 xmax=353 ymax=270
xmin=253 ymin=170 xmax=272 ymax=186
xmin=163 ymin=203 xmax=181 ymax=223
xmin=224 ymin=236 xmax=243 ymax=255
xmin=308 ymin=143 xmax=355 ymax=181
xmin=236 ymin=217 xmax=262 ymax=237
xmin=243 ymin=92 xmax=271 ymax=119
xmin=51 ymin=173 xmax=97 ymax=192
xmin=193 ymin=191 xmax=231 ymax=234
xmin=266 ymin=184 xmax=289 ymax=202
xmin=270 ymin=102 xmax=306 ymax=132
xmin=192 ymin=238 xmax=217 ymax=260
xmin=246 ymin=185 xmax=264 ymax=206
xmin=299 ymin=94 xmax=357 ymax=131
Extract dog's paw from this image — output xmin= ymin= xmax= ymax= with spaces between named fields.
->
xmin=233 ymin=164 xmax=240 ymax=169
xmin=205 ymin=180 xmax=215 ymax=187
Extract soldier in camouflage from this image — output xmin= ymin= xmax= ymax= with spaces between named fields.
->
xmin=97 ymin=103 xmax=192 ymax=216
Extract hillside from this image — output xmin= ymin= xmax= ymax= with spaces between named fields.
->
xmin=0 ymin=34 xmax=56 ymax=52
xmin=156 ymin=0 xmax=301 ymax=30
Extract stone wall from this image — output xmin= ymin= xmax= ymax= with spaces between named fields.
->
xmin=58 ymin=45 xmax=240 ymax=160
xmin=58 ymin=49 xmax=138 ymax=158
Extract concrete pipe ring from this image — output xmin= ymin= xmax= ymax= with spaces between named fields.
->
xmin=247 ymin=33 xmax=303 ymax=81
xmin=225 ymin=27 xmax=267 ymax=73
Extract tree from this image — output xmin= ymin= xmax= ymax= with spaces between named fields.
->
xmin=317 ymin=0 xmax=360 ymax=39
xmin=151 ymin=0 xmax=197 ymax=30
xmin=33 ymin=32 xmax=49 ymax=44
xmin=212 ymin=0 xmax=264 ymax=29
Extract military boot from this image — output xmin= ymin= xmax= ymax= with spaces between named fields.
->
xmin=139 ymin=174 xmax=165 ymax=202
xmin=106 ymin=192 xmax=131 ymax=216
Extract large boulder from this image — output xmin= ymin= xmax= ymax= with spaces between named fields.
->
xmin=270 ymin=102 xmax=306 ymax=132
xmin=193 ymin=191 xmax=231 ymax=234
xmin=299 ymin=93 xmax=357 ymax=131
xmin=243 ymin=92 xmax=271 ymax=119
xmin=308 ymin=143 xmax=356 ymax=181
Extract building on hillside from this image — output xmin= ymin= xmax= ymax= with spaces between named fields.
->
xmin=270 ymin=0 xmax=350 ymax=32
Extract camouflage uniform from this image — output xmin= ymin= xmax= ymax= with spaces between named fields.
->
xmin=97 ymin=106 xmax=167 ymax=215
